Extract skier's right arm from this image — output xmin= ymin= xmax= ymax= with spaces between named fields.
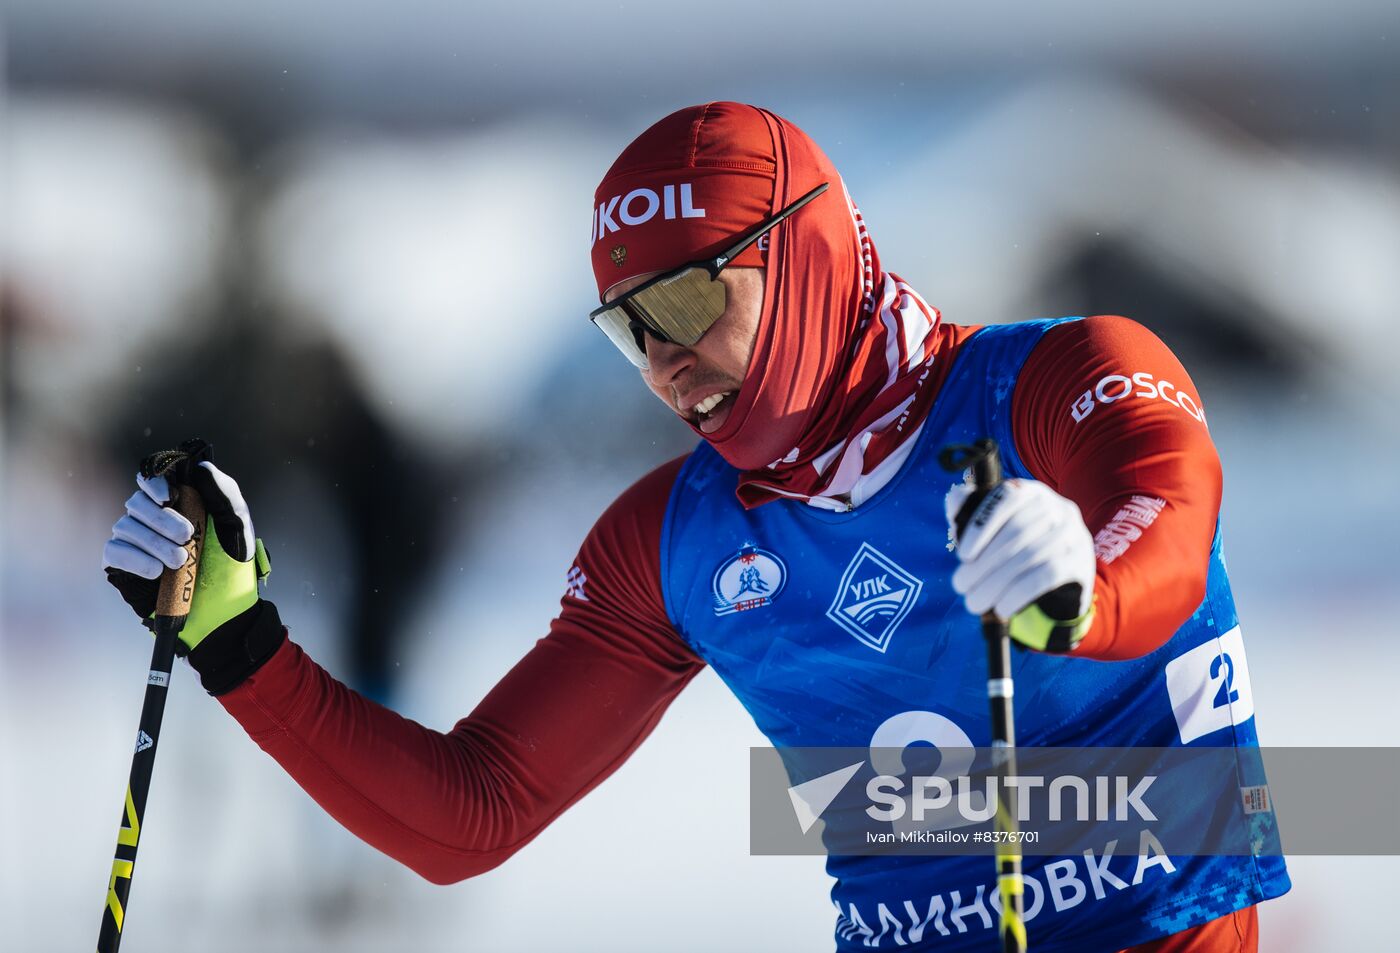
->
xmin=102 ymin=453 xmax=703 ymax=884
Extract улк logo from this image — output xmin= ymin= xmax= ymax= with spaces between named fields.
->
xmin=712 ymin=545 xmax=787 ymax=616
xmin=827 ymin=543 xmax=923 ymax=653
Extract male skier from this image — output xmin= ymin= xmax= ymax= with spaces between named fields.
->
xmin=103 ymin=102 xmax=1289 ymax=951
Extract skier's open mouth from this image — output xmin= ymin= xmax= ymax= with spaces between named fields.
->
xmin=694 ymin=391 xmax=735 ymax=435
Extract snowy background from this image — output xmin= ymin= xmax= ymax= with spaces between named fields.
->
xmin=3 ymin=2 xmax=1399 ymax=950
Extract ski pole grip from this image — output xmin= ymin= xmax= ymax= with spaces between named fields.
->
xmin=967 ymin=438 xmax=1002 ymax=492
xmin=154 ymin=485 xmax=206 ymax=621
xmin=940 ymin=438 xmax=1004 ymax=541
xmin=940 ymin=437 xmax=1083 ymax=632
xmin=938 ymin=437 xmax=1003 ymax=494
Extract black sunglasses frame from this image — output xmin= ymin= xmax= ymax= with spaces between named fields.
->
xmin=590 ymin=181 xmax=831 ymax=348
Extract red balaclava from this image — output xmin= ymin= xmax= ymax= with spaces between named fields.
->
xmin=592 ymin=102 xmax=943 ymax=508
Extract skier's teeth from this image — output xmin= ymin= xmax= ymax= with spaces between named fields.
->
xmin=693 ymin=392 xmax=729 ymax=416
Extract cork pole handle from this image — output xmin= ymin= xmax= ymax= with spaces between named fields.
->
xmin=154 ymin=485 xmax=206 ymax=621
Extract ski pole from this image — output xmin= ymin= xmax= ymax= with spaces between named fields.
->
xmin=97 ymin=468 xmax=205 ymax=953
xmin=939 ymin=438 xmax=1027 ymax=953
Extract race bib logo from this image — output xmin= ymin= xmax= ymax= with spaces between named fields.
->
xmin=712 ymin=545 xmax=787 ymax=616
xmin=827 ymin=543 xmax=923 ymax=653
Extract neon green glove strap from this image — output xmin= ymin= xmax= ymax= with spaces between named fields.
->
xmin=1008 ymin=598 xmax=1095 ymax=654
xmin=156 ymin=520 xmax=270 ymax=651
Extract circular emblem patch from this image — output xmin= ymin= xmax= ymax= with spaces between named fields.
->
xmin=711 ymin=545 xmax=787 ymax=617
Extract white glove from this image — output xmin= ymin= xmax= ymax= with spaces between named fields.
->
xmin=102 ymin=445 xmax=267 ymax=652
xmin=945 ymin=478 xmax=1095 ymax=652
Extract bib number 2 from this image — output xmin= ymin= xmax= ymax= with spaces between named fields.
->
xmin=1210 ymin=652 xmax=1240 ymax=709
xmin=1164 ymin=625 xmax=1256 ymax=743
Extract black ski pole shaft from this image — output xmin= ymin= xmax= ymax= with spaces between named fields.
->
xmin=939 ymin=438 xmax=1027 ymax=953
xmin=97 ymin=484 xmax=205 ymax=953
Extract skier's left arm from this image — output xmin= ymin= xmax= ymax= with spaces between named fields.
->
xmin=948 ymin=314 xmax=1223 ymax=660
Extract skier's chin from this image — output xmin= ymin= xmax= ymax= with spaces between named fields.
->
xmin=701 ymin=405 xmax=803 ymax=474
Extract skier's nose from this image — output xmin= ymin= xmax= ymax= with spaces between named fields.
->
xmin=644 ymin=336 xmax=696 ymax=391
